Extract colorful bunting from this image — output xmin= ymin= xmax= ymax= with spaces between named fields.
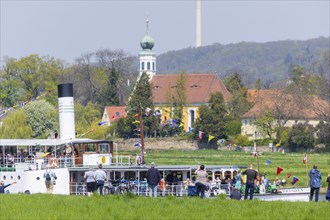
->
xmin=145 ymin=107 xmax=151 ymax=116
xmin=179 ymin=123 xmax=184 ymax=128
xmin=266 ymin=159 xmax=271 ymax=165
xmin=133 ymin=113 xmax=139 ymax=118
xmin=134 ymin=141 xmax=141 ymax=148
xmin=303 ymin=154 xmax=308 ymax=164
xmin=98 ymin=121 xmax=107 ymax=126
xmin=276 ymin=166 xmax=283 ymax=175
xmin=291 ymin=176 xmax=299 ymax=185
xmin=208 ymin=135 xmax=215 ymax=143
xmin=198 ymin=131 xmax=204 ymax=142
xmin=287 ymin=173 xmax=292 ymax=178
xmin=133 ymin=120 xmax=140 ymax=124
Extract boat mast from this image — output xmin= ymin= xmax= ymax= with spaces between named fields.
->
xmin=138 ymin=103 xmax=145 ymax=164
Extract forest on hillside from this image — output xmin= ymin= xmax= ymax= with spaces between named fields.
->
xmin=157 ymin=37 xmax=330 ymax=88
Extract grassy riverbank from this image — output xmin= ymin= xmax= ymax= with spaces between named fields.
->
xmin=1 ymin=194 xmax=329 ymax=220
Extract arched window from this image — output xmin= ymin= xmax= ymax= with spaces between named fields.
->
xmin=152 ymin=62 xmax=155 ymax=70
xmin=141 ymin=62 xmax=145 ymax=70
xmin=147 ymin=62 xmax=151 ymax=70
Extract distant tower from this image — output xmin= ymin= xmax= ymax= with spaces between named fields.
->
xmin=196 ymin=0 xmax=201 ymax=47
xmin=139 ymin=18 xmax=156 ymax=80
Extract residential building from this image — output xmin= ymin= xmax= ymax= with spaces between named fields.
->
xmin=241 ymin=89 xmax=330 ymax=140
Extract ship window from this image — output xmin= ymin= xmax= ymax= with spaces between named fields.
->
xmin=3 ymin=176 xmax=6 ymax=180
xmin=99 ymin=144 xmax=109 ymax=153
xmin=18 ymin=176 xmax=21 ymax=180
xmin=85 ymin=144 xmax=96 ymax=152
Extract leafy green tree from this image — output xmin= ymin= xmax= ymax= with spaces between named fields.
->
xmin=22 ymin=100 xmax=58 ymax=138
xmin=75 ymin=102 xmax=102 ymax=137
xmin=224 ymin=72 xmax=251 ymax=119
xmin=194 ymin=92 xmax=228 ymax=143
xmin=172 ymin=72 xmax=187 ymax=122
xmin=0 ymin=110 xmax=32 ymax=138
xmin=122 ymin=72 xmax=158 ymax=137
xmin=253 ymin=111 xmax=275 ymax=140
xmin=288 ymin=123 xmax=315 ymax=151
xmin=316 ymin=121 xmax=330 ymax=150
xmin=1 ymin=55 xmax=64 ymax=104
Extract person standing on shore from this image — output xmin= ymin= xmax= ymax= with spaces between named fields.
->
xmin=94 ymin=164 xmax=107 ymax=195
xmin=242 ymin=164 xmax=258 ymax=200
xmin=326 ymin=172 xmax=330 ymax=202
xmin=309 ymin=164 xmax=322 ymax=202
xmin=84 ymin=167 xmax=95 ymax=196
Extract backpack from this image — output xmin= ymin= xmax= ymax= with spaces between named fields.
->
xmin=46 ymin=172 xmax=51 ymax=181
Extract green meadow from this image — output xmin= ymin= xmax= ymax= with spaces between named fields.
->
xmin=0 ymin=193 xmax=329 ymax=220
xmin=141 ymin=149 xmax=330 ymax=188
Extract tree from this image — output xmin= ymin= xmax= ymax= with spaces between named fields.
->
xmin=194 ymin=92 xmax=228 ymax=145
xmin=0 ymin=55 xmax=64 ymax=105
xmin=315 ymin=121 xmax=330 ymax=150
xmin=22 ymin=100 xmax=58 ymax=138
xmin=224 ymin=72 xmax=251 ymax=119
xmin=0 ymin=110 xmax=32 ymax=138
xmin=122 ymin=72 xmax=158 ymax=137
xmin=288 ymin=123 xmax=315 ymax=152
xmin=253 ymin=111 xmax=275 ymax=140
xmin=75 ymin=102 xmax=102 ymax=137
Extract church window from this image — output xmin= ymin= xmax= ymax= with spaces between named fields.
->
xmin=147 ymin=62 xmax=150 ymax=70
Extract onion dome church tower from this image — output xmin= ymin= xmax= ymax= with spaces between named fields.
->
xmin=139 ymin=18 xmax=156 ymax=80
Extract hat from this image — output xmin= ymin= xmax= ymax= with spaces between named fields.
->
xmin=151 ymin=162 xmax=155 ymax=167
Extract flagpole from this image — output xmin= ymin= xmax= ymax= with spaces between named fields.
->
xmin=138 ymin=103 xmax=145 ymax=164
xmin=305 ymin=154 xmax=308 ymax=186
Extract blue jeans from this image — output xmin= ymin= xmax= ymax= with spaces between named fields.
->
xmin=148 ymin=184 xmax=158 ymax=197
xmin=195 ymin=182 xmax=206 ymax=198
xmin=244 ymin=181 xmax=255 ymax=200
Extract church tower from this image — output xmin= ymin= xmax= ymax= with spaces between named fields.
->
xmin=139 ymin=18 xmax=156 ymax=80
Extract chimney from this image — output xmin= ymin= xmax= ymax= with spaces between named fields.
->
xmin=58 ymin=83 xmax=75 ymax=140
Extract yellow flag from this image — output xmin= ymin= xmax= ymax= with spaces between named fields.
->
xmin=132 ymin=120 xmax=140 ymax=124
xmin=208 ymin=135 xmax=215 ymax=142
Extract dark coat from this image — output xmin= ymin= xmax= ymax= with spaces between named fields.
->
xmin=146 ymin=167 xmax=161 ymax=185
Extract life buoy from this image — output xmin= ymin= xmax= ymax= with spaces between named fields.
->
xmin=49 ymin=158 xmax=58 ymax=168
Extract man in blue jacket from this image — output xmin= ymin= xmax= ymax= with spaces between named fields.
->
xmin=146 ymin=162 xmax=161 ymax=197
xmin=309 ymin=164 xmax=322 ymax=202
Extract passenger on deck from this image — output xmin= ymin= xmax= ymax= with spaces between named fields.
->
xmin=195 ymin=165 xmax=208 ymax=198
xmin=146 ymin=162 xmax=161 ymax=197
xmin=235 ymin=170 xmax=242 ymax=189
xmin=44 ymin=164 xmax=57 ymax=194
xmin=230 ymin=187 xmax=242 ymax=200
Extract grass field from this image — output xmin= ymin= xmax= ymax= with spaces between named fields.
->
xmin=1 ymin=150 xmax=329 ymax=220
xmin=140 ymin=149 xmax=330 ymax=188
xmin=0 ymin=193 xmax=329 ymax=220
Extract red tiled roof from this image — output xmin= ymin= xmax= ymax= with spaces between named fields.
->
xmin=104 ymin=106 xmax=127 ymax=122
xmin=151 ymin=73 xmax=232 ymax=104
xmin=242 ymin=89 xmax=330 ymax=119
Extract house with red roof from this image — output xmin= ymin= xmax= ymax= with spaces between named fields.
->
xmin=241 ymin=89 xmax=330 ymax=139
xmin=101 ymin=106 xmax=127 ymax=126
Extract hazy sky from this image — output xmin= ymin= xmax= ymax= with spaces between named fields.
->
xmin=1 ymin=1 xmax=329 ymax=63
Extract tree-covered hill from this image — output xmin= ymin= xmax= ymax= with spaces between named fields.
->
xmin=157 ymin=37 xmax=329 ymax=88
